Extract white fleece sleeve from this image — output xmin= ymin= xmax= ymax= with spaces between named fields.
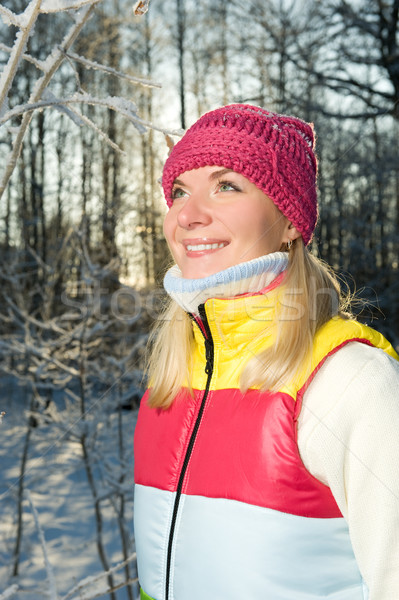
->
xmin=298 ymin=342 xmax=399 ymax=600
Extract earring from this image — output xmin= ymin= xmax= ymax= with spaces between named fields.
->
xmin=287 ymin=239 xmax=293 ymax=250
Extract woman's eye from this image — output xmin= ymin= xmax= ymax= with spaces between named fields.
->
xmin=218 ymin=181 xmax=239 ymax=192
xmin=171 ymin=187 xmax=187 ymax=200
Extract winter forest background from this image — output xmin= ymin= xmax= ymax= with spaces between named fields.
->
xmin=0 ymin=0 xmax=398 ymax=598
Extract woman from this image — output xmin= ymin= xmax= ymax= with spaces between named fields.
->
xmin=134 ymin=104 xmax=399 ymax=600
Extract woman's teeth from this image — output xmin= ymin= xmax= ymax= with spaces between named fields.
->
xmin=186 ymin=242 xmax=225 ymax=251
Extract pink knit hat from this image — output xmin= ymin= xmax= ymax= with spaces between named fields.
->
xmin=162 ymin=104 xmax=318 ymax=245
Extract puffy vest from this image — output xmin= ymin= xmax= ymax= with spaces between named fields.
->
xmin=134 ymin=283 xmax=398 ymax=600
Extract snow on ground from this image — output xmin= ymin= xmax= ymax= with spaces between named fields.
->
xmin=0 ymin=375 xmax=139 ymax=599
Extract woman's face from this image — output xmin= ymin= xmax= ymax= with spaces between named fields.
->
xmin=163 ymin=166 xmax=299 ymax=279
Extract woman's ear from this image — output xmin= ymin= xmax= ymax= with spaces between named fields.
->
xmin=285 ymin=222 xmax=302 ymax=243
xmin=280 ymin=222 xmax=302 ymax=252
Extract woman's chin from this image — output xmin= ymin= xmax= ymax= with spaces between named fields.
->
xmin=180 ymin=263 xmax=226 ymax=279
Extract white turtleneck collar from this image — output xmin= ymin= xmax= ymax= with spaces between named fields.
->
xmin=163 ymin=252 xmax=289 ymax=315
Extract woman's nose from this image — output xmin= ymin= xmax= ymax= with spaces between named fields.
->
xmin=176 ymin=193 xmax=212 ymax=229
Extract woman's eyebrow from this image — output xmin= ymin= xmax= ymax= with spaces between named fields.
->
xmin=173 ymin=169 xmax=234 ymax=186
xmin=209 ymin=168 xmax=234 ymax=180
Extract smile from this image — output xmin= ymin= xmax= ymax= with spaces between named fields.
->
xmin=186 ymin=242 xmax=226 ymax=251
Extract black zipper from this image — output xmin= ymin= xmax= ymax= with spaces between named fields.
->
xmin=165 ymin=304 xmax=214 ymax=600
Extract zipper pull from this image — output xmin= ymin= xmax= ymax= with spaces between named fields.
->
xmin=205 ymin=338 xmax=213 ymax=375
xmin=196 ymin=304 xmax=214 ymax=376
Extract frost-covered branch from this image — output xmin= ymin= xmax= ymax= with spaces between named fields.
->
xmin=0 ymin=0 xmax=161 ymax=200
xmin=69 ymin=107 xmax=126 ymax=152
xmin=61 ymin=553 xmax=137 ymax=600
xmin=0 ymin=585 xmax=19 ymax=600
xmin=0 ymin=1 xmax=100 ymax=200
xmin=0 ymin=0 xmax=43 ymax=119
xmin=40 ymin=0 xmax=101 ymax=13
xmin=69 ymin=577 xmax=139 ymax=600
xmin=0 ymin=337 xmax=80 ymax=378
xmin=1 ymin=295 xmax=68 ymax=335
xmin=0 ymin=93 xmax=127 ymax=153
xmin=0 ymin=0 xmax=164 ymax=198
xmin=0 ymin=42 xmax=45 ymax=71
xmin=0 ymin=93 xmax=182 ymax=136
xmin=0 ymin=4 xmax=28 ymax=29
xmin=27 ymin=489 xmax=59 ymax=600
xmin=63 ymin=50 xmax=161 ymax=88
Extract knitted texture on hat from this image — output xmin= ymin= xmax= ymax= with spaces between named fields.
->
xmin=162 ymin=104 xmax=318 ymax=245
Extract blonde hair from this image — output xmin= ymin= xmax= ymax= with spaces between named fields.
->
xmin=146 ymin=241 xmax=352 ymax=409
